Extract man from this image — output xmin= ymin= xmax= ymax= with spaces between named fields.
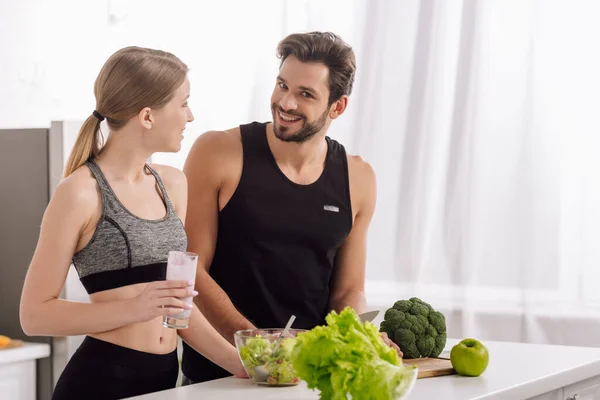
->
xmin=181 ymin=31 xmax=400 ymax=384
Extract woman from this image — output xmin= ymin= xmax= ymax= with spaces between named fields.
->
xmin=19 ymin=46 xmax=245 ymax=399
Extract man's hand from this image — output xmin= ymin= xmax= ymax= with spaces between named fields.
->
xmin=381 ymin=332 xmax=403 ymax=358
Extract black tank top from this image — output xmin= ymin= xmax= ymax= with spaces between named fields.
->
xmin=181 ymin=121 xmax=352 ymax=382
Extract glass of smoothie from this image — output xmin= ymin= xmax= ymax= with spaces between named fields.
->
xmin=162 ymin=251 xmax=198 ymax=329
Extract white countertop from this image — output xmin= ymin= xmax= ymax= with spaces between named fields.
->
xmin=0 ymin=342 xmax=51 ymax=365
xmin=128 ymin=339 xmax=600 ymax=400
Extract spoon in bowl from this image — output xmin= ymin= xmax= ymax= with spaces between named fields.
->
xmin=254 ymin=315 xmax=296 ymax=383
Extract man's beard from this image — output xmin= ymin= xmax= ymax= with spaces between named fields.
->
xmin=272 ymin=104 xmax=329 ymax=143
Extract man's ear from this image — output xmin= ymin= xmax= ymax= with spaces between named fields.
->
xmin=329 ymin=95 xmax=349 ymax=120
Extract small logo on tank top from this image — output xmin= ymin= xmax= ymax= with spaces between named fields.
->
xmin=324 ymin=205 xmax=339 ymax=212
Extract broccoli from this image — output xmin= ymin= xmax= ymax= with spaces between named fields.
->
xmin=379 ymin=297 xmax=447 ymax=359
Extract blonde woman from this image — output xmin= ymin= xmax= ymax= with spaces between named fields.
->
xmin=20 ymin=46 xmax=245 ymax=400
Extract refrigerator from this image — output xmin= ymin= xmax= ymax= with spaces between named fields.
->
xmin=0 ymin=121 xmax=88 ymax=400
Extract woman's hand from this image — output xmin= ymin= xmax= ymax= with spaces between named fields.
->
xmin=128 ymin=280 xmax=197 ymax=323
xmin=231 ymin=354 xmax=249 ymax=379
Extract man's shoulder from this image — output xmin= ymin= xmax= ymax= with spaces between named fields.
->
xmin=346 ymin=153 xmax=376 ymax=185
xmin=190 ymin=121 xmax=271 ymax=152
xmin=325 ymin=136 xmax=375 ymax=183
xmin=185 ymin=127 xmax=242 ymax=166
xmin=184 ymin=126 xmax=245 ymax=184
xmin=190 ymin=127 xmax=242 ymax=152
xmin=345 ymin=152 xmax=377 ymax=216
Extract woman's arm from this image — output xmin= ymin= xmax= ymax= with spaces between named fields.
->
xmin=159 ymin=164 xmax=246 ymax=376
xmin=20 ymin=174 xmax=189 ymax=336
xmin=178 ymin=305 xmax=246 ymax=377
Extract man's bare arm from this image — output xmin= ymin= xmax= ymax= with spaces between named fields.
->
xmin=328 ymin=158 xmax=403 ymax=356
xmin=328 ymin=157 xmax=376 ymax=315
xmin=183 ymin=131 xmax=255 ymax=344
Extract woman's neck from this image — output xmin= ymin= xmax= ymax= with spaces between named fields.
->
xmin=95 ymin=132 xmax=152 ymax=182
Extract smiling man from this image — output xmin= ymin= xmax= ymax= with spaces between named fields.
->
xmin=181 ymin=31 xmax=400 ymax=384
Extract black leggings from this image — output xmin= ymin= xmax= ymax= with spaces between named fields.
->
xmin=52 ymin=336 xmax=178 ymax=400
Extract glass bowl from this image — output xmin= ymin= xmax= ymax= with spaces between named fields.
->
xmin=234 ymin=328 xmax=306 ymax=386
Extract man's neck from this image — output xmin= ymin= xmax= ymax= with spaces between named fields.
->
xmin=265 ymin=123 xmax=328 ymax=173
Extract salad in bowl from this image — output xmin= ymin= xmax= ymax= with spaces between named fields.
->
xmin=234 ymin=328 xmax=306 ymax=386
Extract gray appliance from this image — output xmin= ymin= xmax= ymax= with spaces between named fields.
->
xmin=0 ymin=122 xmax=87 ymax=400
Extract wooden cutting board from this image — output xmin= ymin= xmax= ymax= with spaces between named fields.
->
xmin=403 ymin=357 xmax=457 ymax=379
xmin=0 ymin=339 xmax=24 ymax=351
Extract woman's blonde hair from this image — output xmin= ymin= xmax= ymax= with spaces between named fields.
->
xmin=63 ymin=46 xmax=188 ymax=177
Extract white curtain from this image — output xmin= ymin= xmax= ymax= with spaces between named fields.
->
xmin=349 ymin=0 xmax=600 ymax=347
xmin=149 ymin=0 xmax=600 ymax=347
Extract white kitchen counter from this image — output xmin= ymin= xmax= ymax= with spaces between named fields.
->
xmin=0 ymin=342 xmax=51 ymax=400
xmin=0 ymin=342 xmax=50 ymax=365
xmin=129 ymin=339 xmax=600 ymax=400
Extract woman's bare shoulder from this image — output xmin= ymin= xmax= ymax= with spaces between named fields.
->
xmin=51 ymin=164 xmax=100 ymax=211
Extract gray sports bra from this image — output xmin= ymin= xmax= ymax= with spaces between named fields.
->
xmin=71 ymin=159 xmax=188 ymax=294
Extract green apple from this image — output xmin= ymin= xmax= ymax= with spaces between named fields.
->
xmin=450 ymin=338 xmax=489 ymax=377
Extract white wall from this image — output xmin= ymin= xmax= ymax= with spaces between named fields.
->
xmin=0 ymin=0 xmax=364 ymax=168
xmin=0 ymin=0 xmax=281 ymax=129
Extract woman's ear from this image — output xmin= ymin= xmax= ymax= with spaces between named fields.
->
xmin=138 ymin=107 xmax=154 ymax=129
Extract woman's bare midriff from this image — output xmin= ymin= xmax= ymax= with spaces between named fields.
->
xmin=88 ymin=283 xmax=178 ymax=354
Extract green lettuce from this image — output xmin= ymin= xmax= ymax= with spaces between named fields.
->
xmin=291 ymin=307 xmax=416 ymax=400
